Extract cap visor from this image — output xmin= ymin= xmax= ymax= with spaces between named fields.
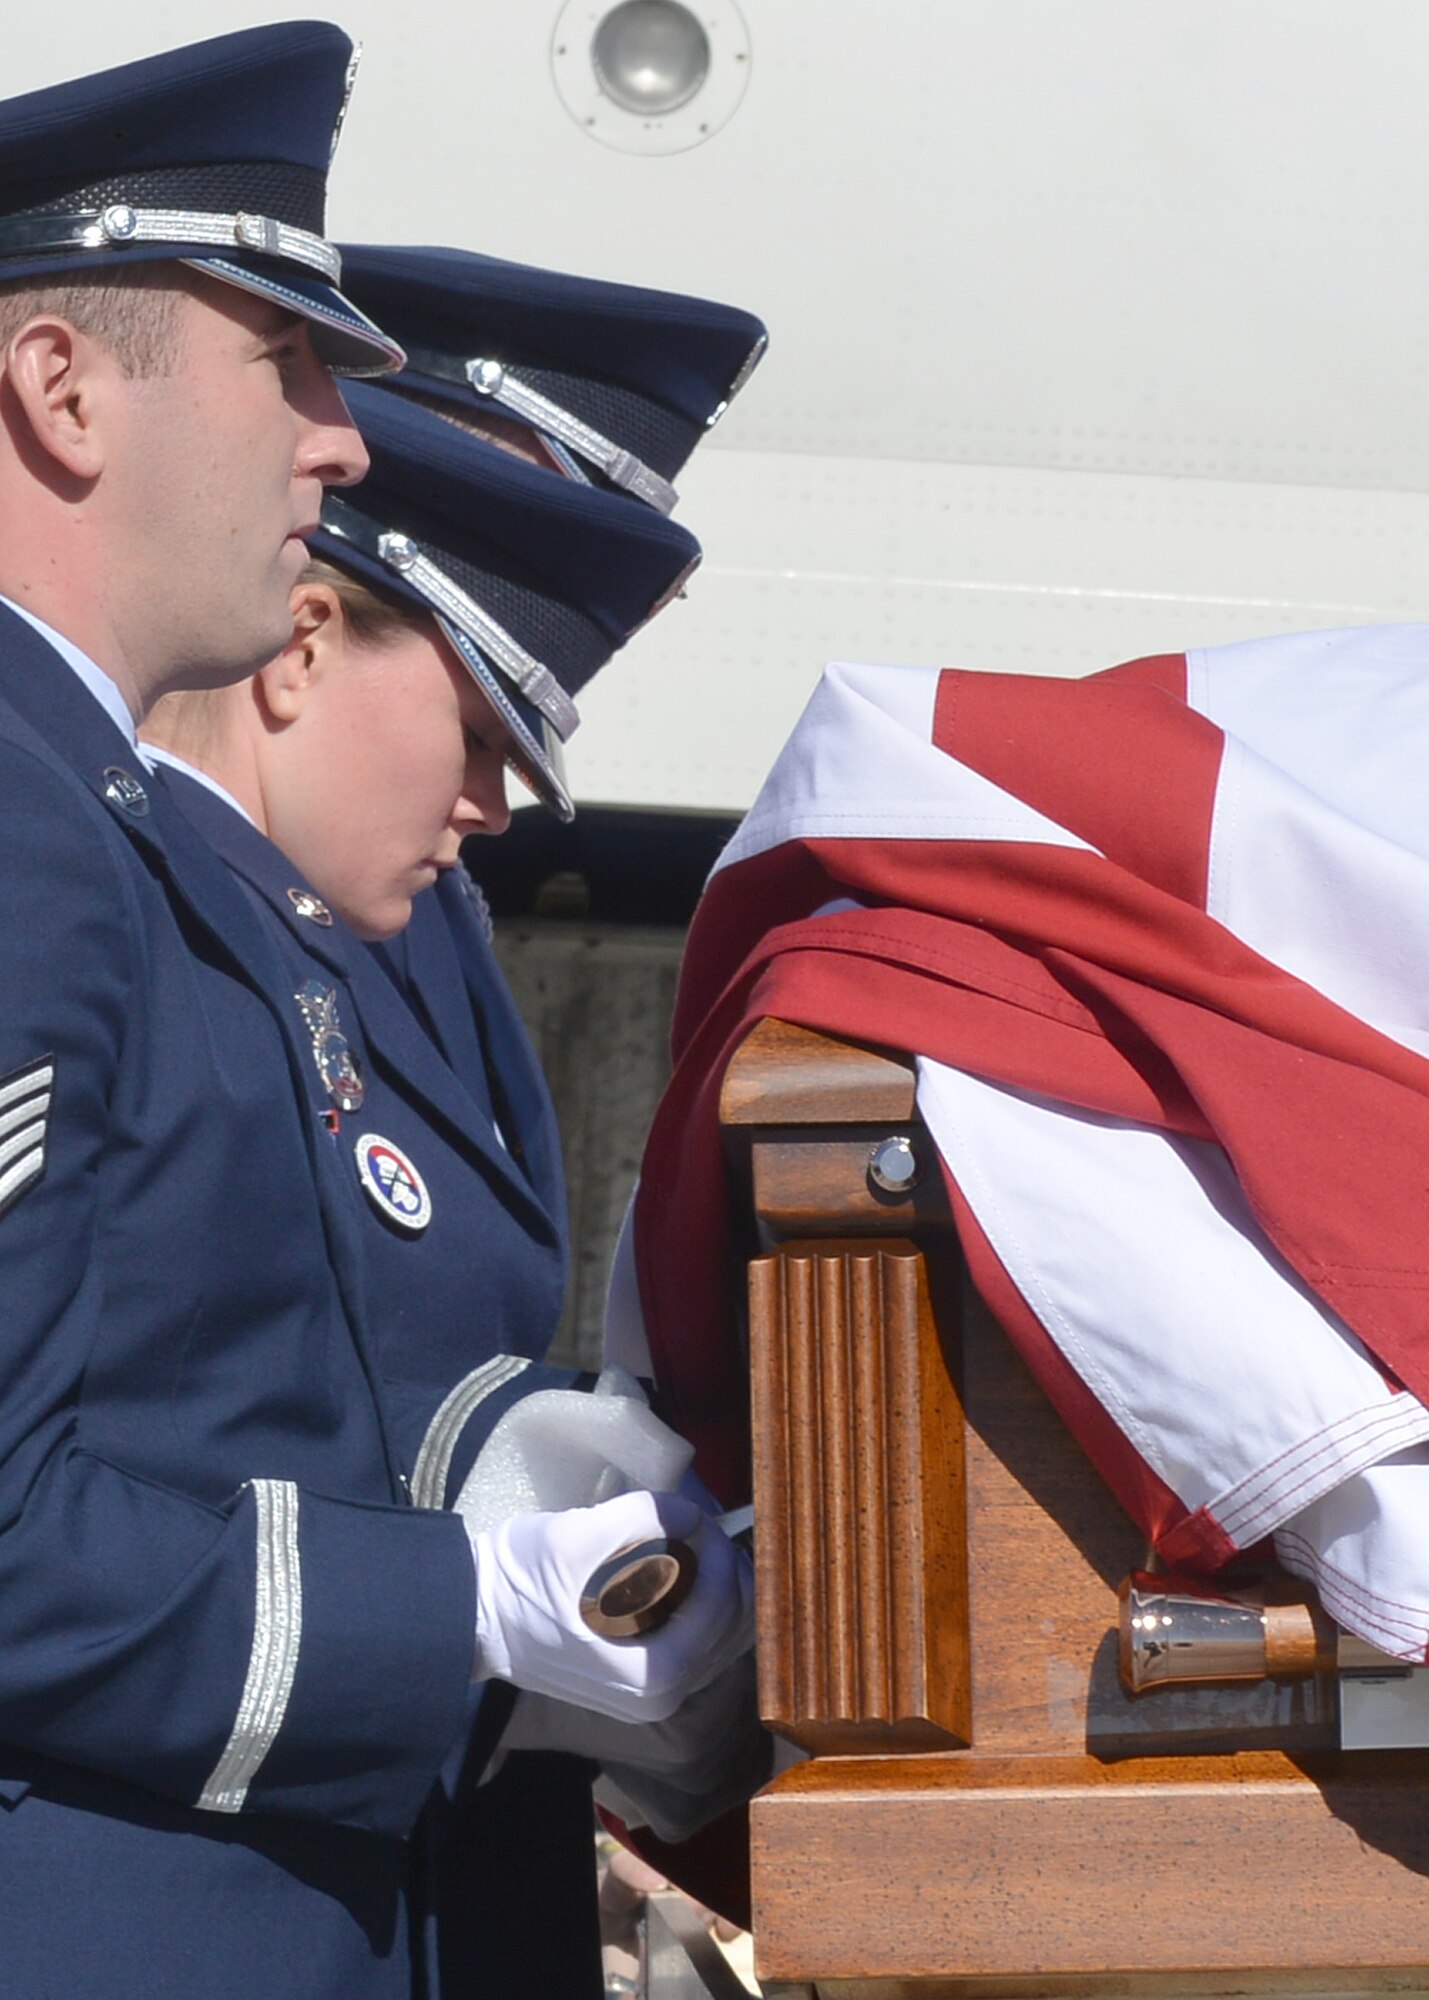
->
xmin=437 ymin=615 xmax=575 ymax=822
xmin=185 ymin=257 xmax=406 ymax=376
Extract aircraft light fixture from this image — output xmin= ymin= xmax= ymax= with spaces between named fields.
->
xmin=592 ymin=2 xmax=709 ymax=115
xmin=552 ymin=0 xmax=751 ymax=155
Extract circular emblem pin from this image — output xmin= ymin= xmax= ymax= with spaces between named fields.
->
xmin=354 ymin=1133 xmax=432 ymax=1232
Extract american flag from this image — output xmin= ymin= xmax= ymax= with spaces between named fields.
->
xmin=630 ymin=629 xmax=1429 ymax=1660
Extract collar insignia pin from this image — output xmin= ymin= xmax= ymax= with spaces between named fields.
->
xmin=294 ymin=980 xmax=364 ymax=1111
xmin=287 ymin=887 xmax=334 ymax=926
xmin=102 ymin=766 xmax=149 ymax=816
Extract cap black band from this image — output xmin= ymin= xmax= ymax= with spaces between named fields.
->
xmin=5 ymin=160 xmax=326 ymax=235
xmin=399 ymin=340 xmax=678 ymax=513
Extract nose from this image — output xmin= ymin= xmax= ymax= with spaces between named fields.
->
xmin=293 ymin=363 xmax=370 ymax=490
xmin=454 ymin=750 xmax=511 ymax=839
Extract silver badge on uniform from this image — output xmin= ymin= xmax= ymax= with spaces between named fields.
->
xmin=353 ymin=1132 xmax=432 ymax=1232
xmin=287 ymin=887 xmax=333 ymax=927
xmin=294 ymin=981 xmax=364 ymax=1112
xmin=102 ymin=766 xmax=149 ymax=816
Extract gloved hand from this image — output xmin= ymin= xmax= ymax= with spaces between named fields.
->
xmin=467 ymin=1488 xmax=755 ymax=1723
xmin=503 ymin=1651 xmax=774 ymax=1843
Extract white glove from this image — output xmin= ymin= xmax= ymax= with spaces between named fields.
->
xmin=504 ymin=1652 xmax=773 ymax=1843
xmin=467 ymin=1488 xmax=755 ymax=1724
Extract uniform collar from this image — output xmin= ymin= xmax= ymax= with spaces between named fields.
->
xmin=0 ymin=595 xmax=145 ymax=758
xmin=153 ymin=756 xmax=350 ymax=980
xmin=144 ymin=743 xmax=257 ymax=827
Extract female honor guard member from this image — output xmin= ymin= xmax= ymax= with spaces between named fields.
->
xmin=332 ymin=249 xmax=773 ymax=1940
xmin=0 ymin=29 xmax=751 ymax=2000
xmin=142 ymin=384 xmax=758 ymax=1998
xmin=336 ymin=244 xmax=766 ymax=1111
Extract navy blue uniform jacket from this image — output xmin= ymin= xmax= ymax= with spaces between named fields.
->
xmin=160 ymin=764 xmax=598 ymax=2000
xmin=0 ymin=608 xmax=569 ymax=1996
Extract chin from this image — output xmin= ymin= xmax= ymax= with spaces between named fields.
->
xmin=188 ymin=618 xmax=292 ymax=688
xmin=353 ymin=899 xmax=412 ymax=943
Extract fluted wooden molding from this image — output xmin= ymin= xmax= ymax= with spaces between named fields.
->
xmin=749 ymin=1238 xmax=969 ymax=1753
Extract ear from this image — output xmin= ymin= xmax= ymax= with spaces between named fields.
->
xmin=4 ymin=317 xmax=110 ymax=481
xmin=256 ymin=582 xmax=344 ymax=726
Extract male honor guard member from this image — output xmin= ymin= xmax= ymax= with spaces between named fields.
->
xmin=0 ymin=29 xmax=751 ymax=2000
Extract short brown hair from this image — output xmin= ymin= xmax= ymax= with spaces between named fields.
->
xmin=0 ymin=265 xmax=188 ymax=378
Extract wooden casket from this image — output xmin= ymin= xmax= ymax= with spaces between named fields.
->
xmin=722 ymin=1019 xmax=1429 ymax=2000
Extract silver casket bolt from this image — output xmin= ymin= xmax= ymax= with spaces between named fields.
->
xmin=868 ymin=1134 xmax=920 ymax=1195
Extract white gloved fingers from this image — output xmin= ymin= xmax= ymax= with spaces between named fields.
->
xmin=503 ymin=1649 xmax=759 ymax=1783
xmin=470 ymin=1487 xmax=741 ymax=1723
xmin=632 ymin=1511 xmax=755 ymax=1712
xmin=594 ymin=1653 xmax=773 ymax=1841
xmin=511 ymin=1654 xmax=772 ymax=1844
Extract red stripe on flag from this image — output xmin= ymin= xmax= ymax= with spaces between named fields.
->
xmin=641 ymin=847 xmax=1429 ymax=1502
xmin=933 ymin=660 xmax=1221 ymax=909
xmin=1098 ymin=652 xmax=1189 ymax=697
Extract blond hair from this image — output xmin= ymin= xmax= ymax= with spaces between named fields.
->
xmin=300 ymin=555 xmax=425 ymax=649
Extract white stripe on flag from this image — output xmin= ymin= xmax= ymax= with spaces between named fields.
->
xmin=1275 ymin=1447 xmax=1429 ymax=1664
xmin=1192 ymin=625 xmax=1429 ymax=1057
xmin=916 ymin=1057 xmax=1425 ymax=1542
xmin=717 ymin=660 xmax=1096 ymax=874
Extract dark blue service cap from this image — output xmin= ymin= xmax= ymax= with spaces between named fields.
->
xmin=0 ymin=23 xmax=402 ymax=376
xmin=312 ymin=380 xmax=702 ymax=820
xmin=338 ymin=242 xmax=767 ymax=511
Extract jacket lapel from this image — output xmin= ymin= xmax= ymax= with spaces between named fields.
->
xmin=377 ymin=919 xmax=493 ymax=1116
xmin=0 ymin=616 xmax=319 ymax=1068
xmin=159 ymin=763 xmax=554 ymax=1234
xmin=0 ymin=613 xmax=402 ymax=1490
xmin=373 ymin=884 xmax=569 ymax=1249
xmin=441 ymin=887 xmax=569 ymax=1243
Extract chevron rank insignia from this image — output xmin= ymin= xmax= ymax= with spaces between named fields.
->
xmin=0 ymin=1055 xmax=53 ymax=1219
